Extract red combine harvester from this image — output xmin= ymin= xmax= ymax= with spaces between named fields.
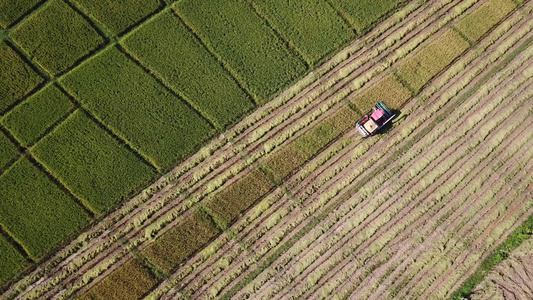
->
xmin=356 ymin=102 xmax=395 ymax=137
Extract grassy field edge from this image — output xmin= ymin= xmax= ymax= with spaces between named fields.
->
xmin=449 ymin=33 xmax=533 ymax=300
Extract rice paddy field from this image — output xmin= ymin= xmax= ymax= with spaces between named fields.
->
xmin=1 ymin=0 xmax=532 ymax=299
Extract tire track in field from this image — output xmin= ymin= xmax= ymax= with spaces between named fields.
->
xmin=290 ymin=65 xmax=533 ymax=300
xmin=353 ymin=112 xmax=533 ymax=300
xmin=358 ymin=86 xmax=533 ymax=300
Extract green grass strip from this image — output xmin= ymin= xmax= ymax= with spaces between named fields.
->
xmin=450 ymin=214 xmax=533 ymax=300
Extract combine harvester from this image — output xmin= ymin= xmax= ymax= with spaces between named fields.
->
xmin=356 ymin=101 xmax=395 ymax=137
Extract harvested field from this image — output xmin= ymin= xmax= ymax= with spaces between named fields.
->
xmin=2 ymin=0 xmax=532 ymax=298
xmin=471 ymin=237 xmax=533 ymax=300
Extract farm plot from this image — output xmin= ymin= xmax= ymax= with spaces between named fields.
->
xmin=1 ymin=84 xmax=74 ymax=147
xmin=121 ymin=10 xmax=254 ymax=129
xmin=9 ymin=0 xmax=105 ymax=76
xmin=328 ymin=0 xmax=406 ymax=34
xmin=0 ymin=132 xmax=18 ymax=172
xmin=0 ymin=41 xmax=43 ymax=113
xmin=174 ymin=0 xmax=308 ymax=102
xmin=0 ymin=0 xmax=41 ymax=28
xmin=59 ymin=46 xmax=215 ymax=171
xmin=71 ymin=0 xmax=162 ymax=36
xmin=0 ymin=157 xmax=91 ymax=260
xmin=0 ymin=234 xmax=28 ymax=285
xmin=471 ymin=236 xmax=533 ymax=300
xmin=31 ymin=110 xmax=155 ymax=214
xmin=2 ymin=0 xmax=524 ymax=298
xmin=250 ymin=0 xmax=354 ymax=65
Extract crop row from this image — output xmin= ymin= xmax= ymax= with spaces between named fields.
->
xmin=258 ymin=56 xmax=530 ymax=300
xmin=406 ymin=79 xmax=533 ymax=297
xmin=400 ymin=134 xmax=533 ymax=299
xmin=240 ymin=41 xmax=533 ymax=300
xmin=332 ymin=72 xmax=533 ymax=300
xmin=354 ymin=112 xmax=533 ymax=300
xmin=366 ymin=134 xmax=533 ymax=300
xmin=344 ymin=44 xmax=532 ymax=298
xmin=155 ymin=5 xmax=532 ymax=298
xmin=314 ymin=24 xmax=532 ymax=298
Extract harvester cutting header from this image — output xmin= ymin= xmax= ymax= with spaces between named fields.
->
xmin=356 ymin=102 xmax=395 ymax=137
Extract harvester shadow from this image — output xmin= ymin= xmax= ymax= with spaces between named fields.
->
xmin=378 ymin=109 xmax=402 ymax=135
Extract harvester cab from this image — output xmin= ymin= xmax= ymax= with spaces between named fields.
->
xmin=356 ymin=102 xmax=395 ymax=137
